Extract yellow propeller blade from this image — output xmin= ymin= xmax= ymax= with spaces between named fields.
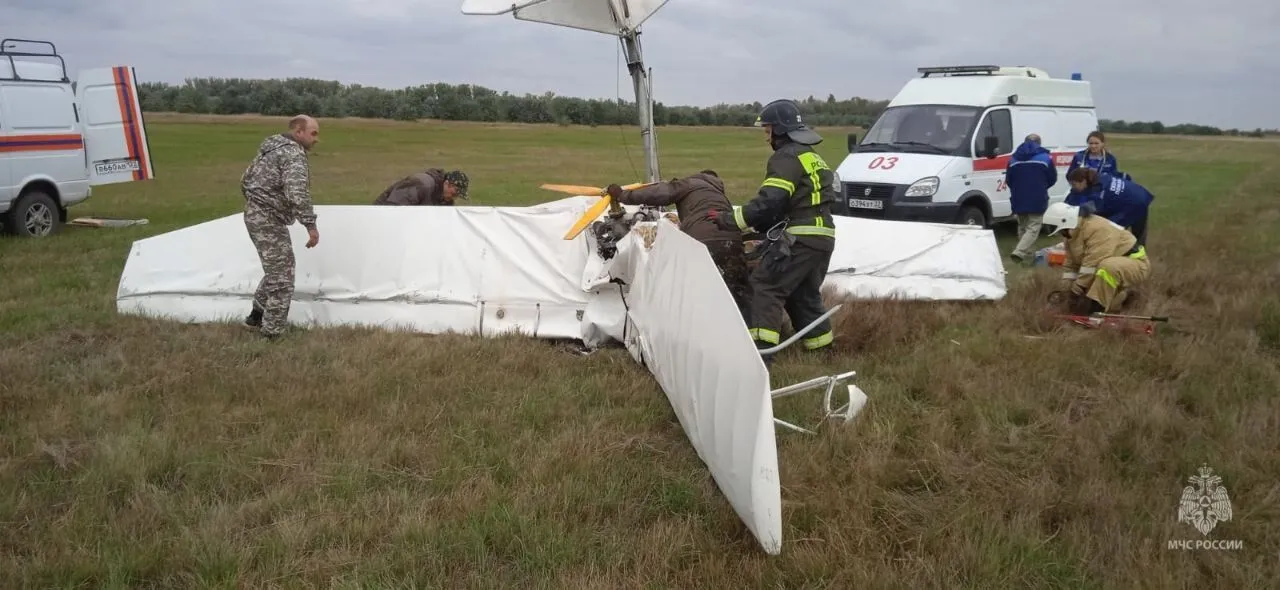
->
xmin=559 ymin=182 xmax=656 ymax=240
xmin=541 ymin=181 xmax=652 ymax=196
xmin=540 ymin=183 xmax=607 ymax=195
xmin=563 ymin=195 xmax=614 ymax=239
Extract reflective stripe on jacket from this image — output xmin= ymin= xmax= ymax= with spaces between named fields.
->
xmin=733 ymin=141 xmax=838 ymax=250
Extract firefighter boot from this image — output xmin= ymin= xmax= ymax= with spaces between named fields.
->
xmin=1068 ymin=292 xmax=1103 ymax=315
xmin=1116 ymin=288 xmax=1141 ymax=310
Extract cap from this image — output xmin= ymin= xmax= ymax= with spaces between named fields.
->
xmin=444 ymin=170 xmax=469 ymax=199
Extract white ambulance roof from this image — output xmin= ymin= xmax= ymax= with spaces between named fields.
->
xmin=0 ymin=58 xmax=67 ymax=82
xmin=888 ymin=68 xmax=1094 ymax=109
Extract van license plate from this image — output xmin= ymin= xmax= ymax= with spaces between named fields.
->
xmin=849 ymin=198 xmax=884 ymax=210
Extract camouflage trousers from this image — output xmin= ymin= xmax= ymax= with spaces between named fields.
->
xmin=244 ymin=199 xmax=296 ymax=337
xmin=704 ymin=238 xmax=751 ymax=323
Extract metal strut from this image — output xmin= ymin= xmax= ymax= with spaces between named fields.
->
xmin=771 ymin=371 xmax=867 ymax=435
xmin=747 ymin=302 xmax=866 ymax=435
xmin=612 ymin=29 xmax=662 ymax=226
xmin=619 ymin=30 xmax=659 ymax=184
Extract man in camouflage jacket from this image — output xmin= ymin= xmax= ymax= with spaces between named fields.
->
xmin=240 ymin=114 xmax=321 ymax=338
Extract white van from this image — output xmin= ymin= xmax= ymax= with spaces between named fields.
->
xmin=1 ymin=38 xmax=155 ymax=237
xmin=834 ymin=65 xmax=1098 ymax=227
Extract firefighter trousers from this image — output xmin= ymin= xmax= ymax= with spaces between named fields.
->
xmin=747 ymin=238 xmax=835 ymax=351
xmin=1088 ymin=253 xmax=1151 ymax=312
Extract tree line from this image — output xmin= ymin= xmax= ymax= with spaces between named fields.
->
xmin=1099 ymin=120 xmax=1270 ymax=138
xmin=135 ymin=77 xmax=1275 ymax=137
xmin=135 ymin=77 xmax=886 ymax=128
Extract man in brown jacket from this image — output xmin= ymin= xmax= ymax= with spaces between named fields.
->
xmin=1044 ymin=201 xmax=1151 ymax=314
xmin=606 ymin=170 xmax=750 ymax=321
xmin=372 ymin=168 xmax=469 ymax=206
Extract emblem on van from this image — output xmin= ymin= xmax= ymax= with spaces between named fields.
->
xmin=864 ymin=187 xmax=872 ymax=197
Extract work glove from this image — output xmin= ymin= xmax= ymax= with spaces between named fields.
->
xmin=1079 ymin=200 xmax=1097 ymax=217
xmin=1070 ymin=282 xmax=1086 ymax=296
xmin=707 ymin=208 xmax=737 ymax=232
xmin=1067 ymin=292 xmax=1097 ymax=315
xmin=605 ymin=184 xmax=623 ymax=199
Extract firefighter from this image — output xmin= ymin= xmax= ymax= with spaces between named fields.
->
xmin=710 ymin=98 xmax=839 ymax=361
xmin=1042 ymin=201 xmax=1151 ymax=314
xmin=606 ymin=171 xmax=750 ymax=321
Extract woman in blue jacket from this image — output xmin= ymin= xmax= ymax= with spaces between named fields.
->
xmin=1065 ymin=168 xmax=1154 ymax=247
xmin=1067 ymin=131 xmax=1122 ymax=178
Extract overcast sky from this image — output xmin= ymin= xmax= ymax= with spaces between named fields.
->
xmin=4 ymin=0 xmax=1278 ymax=129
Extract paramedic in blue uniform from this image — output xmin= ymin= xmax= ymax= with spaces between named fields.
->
xmin=1006 ymin=133 xmax=1058 ymax=263
xmin=1065 ymin=167 xmax=1154 ymax=247
xmin=1066 ymin=130 xmax=1122 ymax=178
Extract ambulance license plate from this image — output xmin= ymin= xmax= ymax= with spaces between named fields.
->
xmin=849 ymin=198 xmax=884 ymax=210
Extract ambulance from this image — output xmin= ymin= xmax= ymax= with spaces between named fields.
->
xmin=834 ymin=65 xmax=1098 ymax=228
xmin=0 ymin=38 xmax=155 ymax=237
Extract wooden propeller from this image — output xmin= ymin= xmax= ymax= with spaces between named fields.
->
xmin=539 ymin=182 xmax=654 ymax=240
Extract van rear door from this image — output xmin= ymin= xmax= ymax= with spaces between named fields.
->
xmin=74 ymin=66 xmax=154 ymax=185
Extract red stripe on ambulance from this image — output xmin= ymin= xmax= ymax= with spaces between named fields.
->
xmin=971 ymin=151 xmax=1076 ymax=172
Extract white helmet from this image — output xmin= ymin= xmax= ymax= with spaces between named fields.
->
xmin=1043 ymin=202 xmax=1080 ymax=235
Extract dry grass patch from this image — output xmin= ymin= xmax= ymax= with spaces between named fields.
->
xmin=2 ymin=116 xmax=1279 ymax=587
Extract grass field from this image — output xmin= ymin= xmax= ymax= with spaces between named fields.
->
xmin=3 ymin=112 xmax=1280 ymax=588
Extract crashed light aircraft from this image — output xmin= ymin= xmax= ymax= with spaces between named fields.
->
xmin=122 ymin=0 xmax=1008 ymax=557
xmin=115 ymin=194 xmax=1007 ymax=555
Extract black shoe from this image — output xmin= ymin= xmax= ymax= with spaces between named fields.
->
xmin=244 ymin=307 xmax=263 ymax=328
xmin=1069 ymin=294 xmax=1104 ymax=316
xmin=1118 ymin=288 xmax=1141 ymax=310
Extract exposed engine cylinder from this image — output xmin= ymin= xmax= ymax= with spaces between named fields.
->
xmin=589 ymin=207 xmax=662 ymax=260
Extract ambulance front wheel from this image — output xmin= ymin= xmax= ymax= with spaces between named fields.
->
xmin=956 ymin=204 xmax=988 ymax=228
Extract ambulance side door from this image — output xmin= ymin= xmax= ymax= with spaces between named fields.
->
xmin=970 ymin=107 xmax=1014 ymax=219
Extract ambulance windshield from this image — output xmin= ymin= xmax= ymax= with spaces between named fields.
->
xmin=857 ymin=105 xmax=982 ymax=155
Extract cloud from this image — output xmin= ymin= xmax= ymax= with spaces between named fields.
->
xmin=2 ymin=0 xmax=1277 ymax=128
